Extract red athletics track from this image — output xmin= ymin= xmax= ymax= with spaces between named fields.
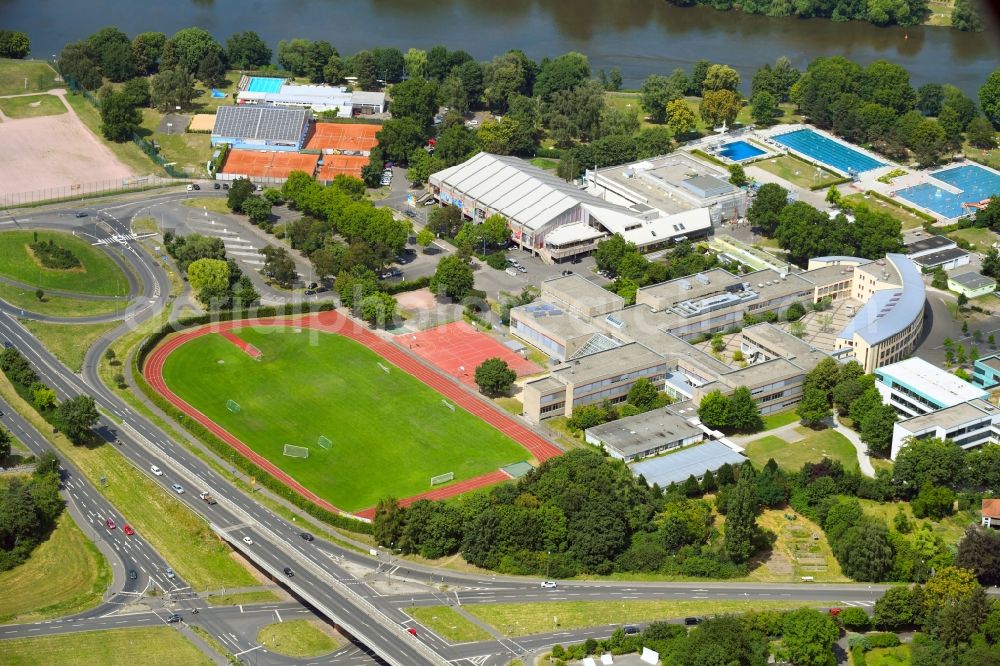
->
xmin=220 ymin=330 xmax=262 ymax=359
xmin=143 ymin=311 xmax=562 ymax=518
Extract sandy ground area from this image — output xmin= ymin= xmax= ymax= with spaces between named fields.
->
xmin=0 ymin=91 xmax=134 ymax=198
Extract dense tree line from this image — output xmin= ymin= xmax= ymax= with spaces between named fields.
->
xmin=661 ymin=0 xmax=931 ymax=29
xmin=747 ymin=182 xmax=902 ymax=266
xmin=0 ymin=457 xmax=64 ymax=571
xmin=373 ymin=449 xmax=768 ymax=579
xmin=0 ymin=30 xmax=31 ymax=59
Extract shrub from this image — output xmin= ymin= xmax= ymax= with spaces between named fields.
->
xmin=865 ymin=632 xmax=901 ymax=649
xmin=839 ymin=607 xmax=871 ymax=630
xmin=29 ymin=239 xmax=81 ymax=269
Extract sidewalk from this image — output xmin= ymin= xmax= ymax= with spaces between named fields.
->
xmin=832 ymin=413 xmax=875 ymax=478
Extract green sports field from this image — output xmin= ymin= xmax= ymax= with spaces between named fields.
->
xmin=160 ymin=328 xmax=528 ymax=511
xmin=0 ymin=231 xmax=129 ymax=296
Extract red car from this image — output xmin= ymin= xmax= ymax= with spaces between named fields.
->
xmin=123 ymin=524 xmax=135 ymax=536
xmin=407 ymin=628 xmax=417 ymax=636
xmin=105 ymin=518 xmax=116 ymax=530
xmin=829 ymin=608 xmax=842 ymax=617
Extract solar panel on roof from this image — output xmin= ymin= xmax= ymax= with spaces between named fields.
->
xmin=213 ymin=106 xmax=309 ymax=143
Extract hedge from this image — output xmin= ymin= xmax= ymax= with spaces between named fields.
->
xmin=383 ymin=275 xmax=431 ymax=295
xmin=809 ymin=176 xmax=852 ymax=191
xmin=691 ymin=149 xmax=728 ymax=167
xmin=865 ymin=632 xmax=901 ymax=649
xmin=210 ymin=143 xmax=229 ymax=176
xmin=132 ymin=304 xmax=372 ymax=534
xmin=534 ymin=147 xmax=564 ymax=159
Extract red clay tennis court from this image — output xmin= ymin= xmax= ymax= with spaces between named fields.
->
xmin=317 ymin=155 xmax=369 ymax=181
xmin=404 ymin=321 xmax=541 ymax=386
xmin=220 ymin=150 xmax=319 ymax=180
xmin=304 ymin=122 xmax=380 ymax=152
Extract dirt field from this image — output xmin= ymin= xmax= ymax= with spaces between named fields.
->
xmin=0 ymin=91 xmax=134 ymax=198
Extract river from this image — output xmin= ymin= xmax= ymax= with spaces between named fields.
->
xmin=3 ymin=0 xmax=997 ymax=96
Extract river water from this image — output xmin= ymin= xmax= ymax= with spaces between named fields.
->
xmin=3 ymin=0 xmax=997 ymax=95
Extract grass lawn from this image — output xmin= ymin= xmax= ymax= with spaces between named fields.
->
xmin=181 ymin=197 xmax=232 ymax=214
xmin=858 ymin=499 xmax=976 ymax=545
xmin=948 ymin=227 xmax=996 ymax=253
xmin=529 ymin=158 xmax=558 ymax=171
xmin=0 ymin=373 xmax=257 ymax=592
xmin=0 ymin=93 xmax=66 ymax=119
xmin=18 ymin=320 xmax=118 ymax=372
xmin=753 ymin=155 xmax=842 ymax=190
xmin=0 ymin=230 xmax=130 ymax=296
xmin=0 ymin=58 xmax=59 ymax=96
xmin=161 ymin=328 xmax=528 ymax=511
xmin=744 ymin=509 xmax=845 ymax=583
xmin=205 ymin=590 xmax=280 ymax=606
xmin=139 ymin=108 xmax=214 ymax=177
xmin=0 ymin=628 xmax=213 ymax=666
xmin=964 ymin=140 xmax=1000 ymax=171
xmin=761 ymin=409 xmax=800 ymax=431
xmin=0 ymin=282 xmax=123 ymax=318
xmin=190 ymin=71 xmax=240 ymax=114
xmin=407 ymin=606 xmax=492 ymax=643
xmin=744 ymin=427 xmax=859 ymax=474
xmin=64 ymin=92 xmax=161 ymax=176
xmin=865 ymin=644 xmax=911 ymax=665
xmin=467 ymin=599 xmax=820 ymax=636
xmin=0 ymin=511 xmax=110 ymax=623
xmin=843 ymin=193 xmax=928 ymax=230
xmin=256 ymin=619 xmax=342 ymax=658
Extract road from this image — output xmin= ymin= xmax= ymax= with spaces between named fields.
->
xmin=0 ymin=191 xmax=908 ymax=665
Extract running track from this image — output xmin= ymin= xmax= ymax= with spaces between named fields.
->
xmin=143 ymin=311 xmax=562 ymax=518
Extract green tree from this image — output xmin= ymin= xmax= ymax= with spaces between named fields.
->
xmin=275 ymin=39 xmax=333 ymax=82
xmin=952 ymin=0 xmax=985 ymax=32
xmin=162 ymin=27 xmax=224 ymax=74
xmin=533 ymin=52 xmax=589 ymax=100
xmin=87 ymin=27 xmax=135 ymax=82
xmin=728 ymin=386 xmax=763 ymax=433
xmin=833 ymin=519 xmax=895 ymax=581
xmin=260 ymin=245 xmax=298 ymax=288
xmin=131 ymin=32 xmax=166 ymax=75
xmin=911 ymin=484 xmax=955 ymax=520
xmin=375 ymin=118 xmax=425 ymax=164
xmin=750 ymin=90 xmax=779 ymax=125
xmin=699 ymin=89 xmax=742 ymax=127
xmin=120 ymin=77 xmax=151 ymax=108
xmin=231 ymin=275 xmax=259 ymax=307
xmin=697 ymin=390 xmax=730 ymax=430
xmin=150 ymin=66 xmax=196 ymax=111
xmin=746 ymin=182 xmax=788 ymax=235
xmin=780 ymin=608 xmax=839 ymax=666
xmin=416 ymin=228 xmax=435 ymax=251
xmin=955 ymin=525 xmax=1000 ymax=586
xmin=227 ymin=177 xmax=256 ymax=213
xmin=797 ymin=387 xmax=832 ymax=428
xmin=0 ymin=30 xmax=31 ymax=59
xmin=626 ymin=377 xmax=663 ymax=412
xmin=702 ymin=64 xmax=740 ymax=93
xmin=98 ymin=87 xmax=141 ymax=142
xmin=873 ymin=585 xmax=919 ymax=629
xmin=666 ymin=98 xmax=698 ymax=137
xmin=892 ymin=437 xmax=965 ymax=492
xmin=859 ymin=404 xmax=896 ymax=456
xmin=187 ymin=258 xmax=230 ymax=305
xmin=54 ymin=395 xmax=99 ymax=444
xmin=429 ymin=255 xmax=475 ymax=301
xmin=724 ymin=463 xmax=758 ymax=562
xmin=388 ymin=77 xmax=439 ymax=130
xmin=196 ymin=51 xmax=226 ymax=87
xmin=226 ymin=31 xmax=271 ymax=69
xmin=839 ymin=606 xmax=871 ymax=631
xmin=241 ymin=195 xmax=272 ymax=225
xmin=728 ymin=163 xmax=748 ymax=187
xmin=58 ymin=41 xmax=102 ymax=91
xmin=31 ymin=385 xmax=57 ymax=411
xmin=967 ymin=116 xmax=997 ymax=149
xmin=359 ymin=292 xmax=397 ymax=328
xmin=474 ymin=357 xmax=517 ymax=396
xmin=640 ymin=74 xmax=683 ymax=124
xmin=435 ymin=124 xmax=480 ymax=166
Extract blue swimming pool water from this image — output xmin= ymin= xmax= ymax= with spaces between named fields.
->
xmin=718 ymin=140 xmax=765 ymax=162
xmin=211 ymin=88 xmax=226 ymax=98
xmin=773 ymin=128 xmax=884 ymax=174
xmin=247 ymin=77 xmax=284 ymax=94
xmin=896 ymin=164 xmax=1000 ymax=220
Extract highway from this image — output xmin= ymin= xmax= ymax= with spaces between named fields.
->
xmin=0 ymin=192 xmax=899 ymax=665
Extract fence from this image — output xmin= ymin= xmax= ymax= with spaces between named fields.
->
xmin=0 ymin=176 xmax=182 ymax=208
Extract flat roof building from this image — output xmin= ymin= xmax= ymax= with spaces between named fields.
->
xmin=972 ymin=353 xmax=1000 ymax=389
xmin=211 ymin=105 xmax=311 ymax=151
xmin=911 ymin=247 xmax=970 ymax=271
xmin=891 ymin=398 xmax=1000 ymax=459
xmin=236 ymin=77 xmax=386 ymax=117
xmin=585 ymin=407 xmax=705 ymax=461
xmin=948 ymin=271 xmax=996 ymax=298
xmin=628 ymin=440 xmax=747 ymax=487
xmin=876 ymin=357 xmax=989 ymax=418
xmin=429 ymin=153 xmax=712 ymax=263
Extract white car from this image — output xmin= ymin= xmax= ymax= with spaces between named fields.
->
xmin=540 ymin=581 xmax=557 ymax=589
xmin=242 ymin=536 xmax=254 ymax=545
xmin=171 ymin=483 xmax=184 ymax=494
xmin=150 ymin=465 xmax=163 ymax=476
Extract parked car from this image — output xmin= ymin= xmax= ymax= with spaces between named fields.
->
xmin=256 ymin=184 xmax=263 ymax=191
xmin=191 ymin=183 xmax=200 ymax=190
xmin=105 ymin=518 xmax=116 ymax=530
xmin=300 ymin=532 xmax=314 ymax=542
xmin=283 ymin=567 xmax=294 ymax=577
xmin=516 ymin=264 xmax=527 ymax=273
xmin=150 ymin=465 xmax=163 ymax=476
xmin=381 ymin=268 xmax=402 ymax=279
xmin=123 ymin=524 xmax=135 ymax=536
xmin=222 ymin=183 xmax=230 ymax=190
xmin=624 ymin=625 xmax=639 ymax=636
xmin=242 ymin=536 xmax=254 ymax=545
xmin=404 ymin=210 xmax=416 ymax=218
xmin=304 ymin=289 xmax=315 ymax=295
xmin=828 ymin=608 xmax=842 ymax=617
xmin=213 ymin=182 xmax=221 ymax=190
xmin=540 ymin=581 xmax=557 ymax=589
xmin=684 ymin=617 xmax=701 ymax=626
xmin=170 ymin=483 xmax=184 ymax=494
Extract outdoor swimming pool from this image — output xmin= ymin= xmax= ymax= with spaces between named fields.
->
xmin=246 ymin=77 xmax=284 ymax=94
xmin=773 ymin=128 xmax=884 ymax=174
xmin=896 ymin=164 xmax=1000 ymax=220
xmin=718 ymin=140 xmax=765 ymax=162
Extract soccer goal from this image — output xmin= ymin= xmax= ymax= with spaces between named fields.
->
xmin=377 ymin=362 xmax=390 ymax=374
xmin=441 ymin=399 xmax=455 ymax=412
xmin=317 ymin=435 xmax=332 ymax=450
xmin=430 ymin=472 xmax=454 ymax=486
xmin=226 ymin=399 xmax=241 ymax=413
xmin=283 ymin=444 xmax=309 ymax=459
